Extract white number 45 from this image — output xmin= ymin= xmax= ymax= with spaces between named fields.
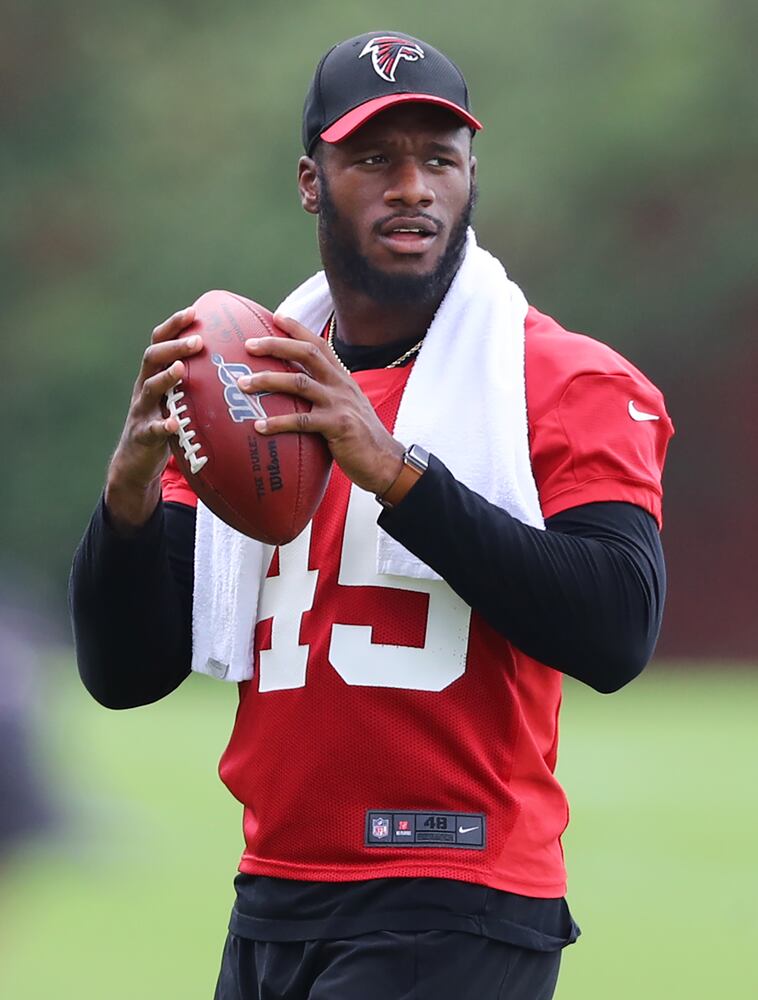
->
xmin=256 ymin=484 xmax=471 ymax=693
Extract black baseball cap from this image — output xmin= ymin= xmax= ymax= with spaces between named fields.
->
xmin=302 ymin=31 xmax=482 ymax=155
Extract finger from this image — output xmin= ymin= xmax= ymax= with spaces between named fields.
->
xmin=245 ymin=334 xmax=338 ymax=381
xmin=272 ymin=313 xmax=321 ymax=343
xmin=137 ymin=415 xmax=181 ymax=444
xmin=253 ymin=412 xmax=317 ymax=436
xmin=139 ymin=334 xmax=202 ymax=381
xmin=137 ymin=359 xmax=187 ymax=410
xmin=274 ymin=313 xmax=347 ymax=375
xmin=270 ymin=313 xmax=332 ymax=377
xmin=150 ymin=307 xmax=197 ymax=344
xmin=237 ymin=369 xmax=328 ymax=404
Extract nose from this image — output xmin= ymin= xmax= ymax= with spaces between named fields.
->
xmin=384 ymin=158 xmax=435 ymax=209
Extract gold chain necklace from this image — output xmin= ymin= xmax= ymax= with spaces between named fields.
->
xmin=327 ymin=314 xmax=425 ymax=373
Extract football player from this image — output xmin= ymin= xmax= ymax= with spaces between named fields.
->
xmin=71 ymin=31 xmax=673 ymax=1000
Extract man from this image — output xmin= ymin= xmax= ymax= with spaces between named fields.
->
xmin=70 ymin=30 xmax=673 ymax=1000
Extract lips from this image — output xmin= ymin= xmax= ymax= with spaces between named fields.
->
xmin=379 ymin=216 xmax=438 ymax=237
xmin=378 ymin=216 xmax=438 ymax=253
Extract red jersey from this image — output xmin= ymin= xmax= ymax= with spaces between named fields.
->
xmin=162 ymin=307 xmax=673 ymax=897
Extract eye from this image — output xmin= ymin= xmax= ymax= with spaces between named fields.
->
xmin=427 ymin=156 xmax=454 ymax=167
xmin=359 ymin=154 xmax=388 ymax=166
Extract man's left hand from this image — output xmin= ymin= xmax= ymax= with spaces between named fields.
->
xmin=238 ymin=314 xmax=405 ymax=496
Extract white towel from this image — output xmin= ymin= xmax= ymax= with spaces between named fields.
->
xmin=192 ymin=229 xmax=544 ymax=681
xmin=191 ymin=502 xmax=271 ymax=682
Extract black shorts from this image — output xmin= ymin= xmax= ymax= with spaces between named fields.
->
xmin=213 ymin=929 xmax=561 ymax=1000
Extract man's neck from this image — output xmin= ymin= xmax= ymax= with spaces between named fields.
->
xmin=328 ymin=283 xmax=442 ymax=348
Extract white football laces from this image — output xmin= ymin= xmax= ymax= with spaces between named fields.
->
xmin=165 ymin=381 xmax=208 ymax=474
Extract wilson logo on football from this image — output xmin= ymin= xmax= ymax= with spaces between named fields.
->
xmin=211 ymin=352 xmax=271 ymax=423
xmin=359 ymin=36 xmax=425 ymax=83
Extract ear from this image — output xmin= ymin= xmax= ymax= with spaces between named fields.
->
xmin=298 ymin=156 xmax=320 ymax=215
xmin=469 ymin=154 xmax=477 ymax=185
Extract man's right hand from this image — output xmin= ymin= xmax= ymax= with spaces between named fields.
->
xmin=105 ymin=307 xmax=203 ymax=532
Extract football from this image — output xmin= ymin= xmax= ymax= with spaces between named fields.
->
xmin=164 ymin=289 xmax=332 ymax=545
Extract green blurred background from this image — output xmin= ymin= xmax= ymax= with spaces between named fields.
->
xmin=1 ymin=1 xmax=756 ymax=997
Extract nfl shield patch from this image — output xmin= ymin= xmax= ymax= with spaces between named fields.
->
xmin=371 ymin=816 xmax=390 ymax=840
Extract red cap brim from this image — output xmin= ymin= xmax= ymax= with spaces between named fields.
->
xmin=320 ymin=93 xmax=483 ymax=144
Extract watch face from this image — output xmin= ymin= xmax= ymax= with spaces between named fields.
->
xmin=406 ymin=444 xmax=430 ymax=472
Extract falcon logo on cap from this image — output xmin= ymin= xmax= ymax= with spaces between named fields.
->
xmin=359 ymin=36 xmax=425 ymax=83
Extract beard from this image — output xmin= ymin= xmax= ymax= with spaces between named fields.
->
xmin=317 ymin=171 xmax=476 ymax=308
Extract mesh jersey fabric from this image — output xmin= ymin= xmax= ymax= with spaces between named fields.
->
xmin=160 ymin=306 xmax=672 ymax=896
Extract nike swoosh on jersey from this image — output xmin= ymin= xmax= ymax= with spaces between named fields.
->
xmin=628 ymin=400 xmax=660 ymax=422
xmin=458 ymin=825 xmax=480 ymax=834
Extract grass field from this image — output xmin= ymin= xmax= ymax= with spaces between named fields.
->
xmin=1 ymin=661 xmax=756 ymax=998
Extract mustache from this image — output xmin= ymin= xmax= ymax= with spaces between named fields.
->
xmin=372 ymin=212 xmax=444 ymax=235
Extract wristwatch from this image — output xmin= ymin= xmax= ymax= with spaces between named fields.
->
xmin=376 ymin=444 xmax=430 ymax=509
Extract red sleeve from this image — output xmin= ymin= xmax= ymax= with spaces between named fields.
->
xmin=525 ymin=308 xmax=674 ymax=527
xmin=160 ymin=455 xmax=198 ymax=508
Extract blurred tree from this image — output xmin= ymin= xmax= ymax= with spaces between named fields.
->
xmin=1 ymin=0 xmax=755 ymax=654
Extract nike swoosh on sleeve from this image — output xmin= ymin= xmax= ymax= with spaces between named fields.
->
xmin=628 ymin=400 xmax=660 ymax=422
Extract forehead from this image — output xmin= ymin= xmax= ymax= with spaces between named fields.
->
xmin=328 ymin=103 xmax=472 ymax=153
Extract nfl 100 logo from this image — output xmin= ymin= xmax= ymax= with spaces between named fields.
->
xmin=372 ymin=816 xmax=390 ymax=840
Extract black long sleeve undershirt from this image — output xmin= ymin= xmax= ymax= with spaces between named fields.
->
xmin=69 ymin=495 xmax=194 ymax=708
xmin=379 ymin=455 xmax=665 ymax=692
xmin=70 ymin=456 xmax=665 ymax=709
